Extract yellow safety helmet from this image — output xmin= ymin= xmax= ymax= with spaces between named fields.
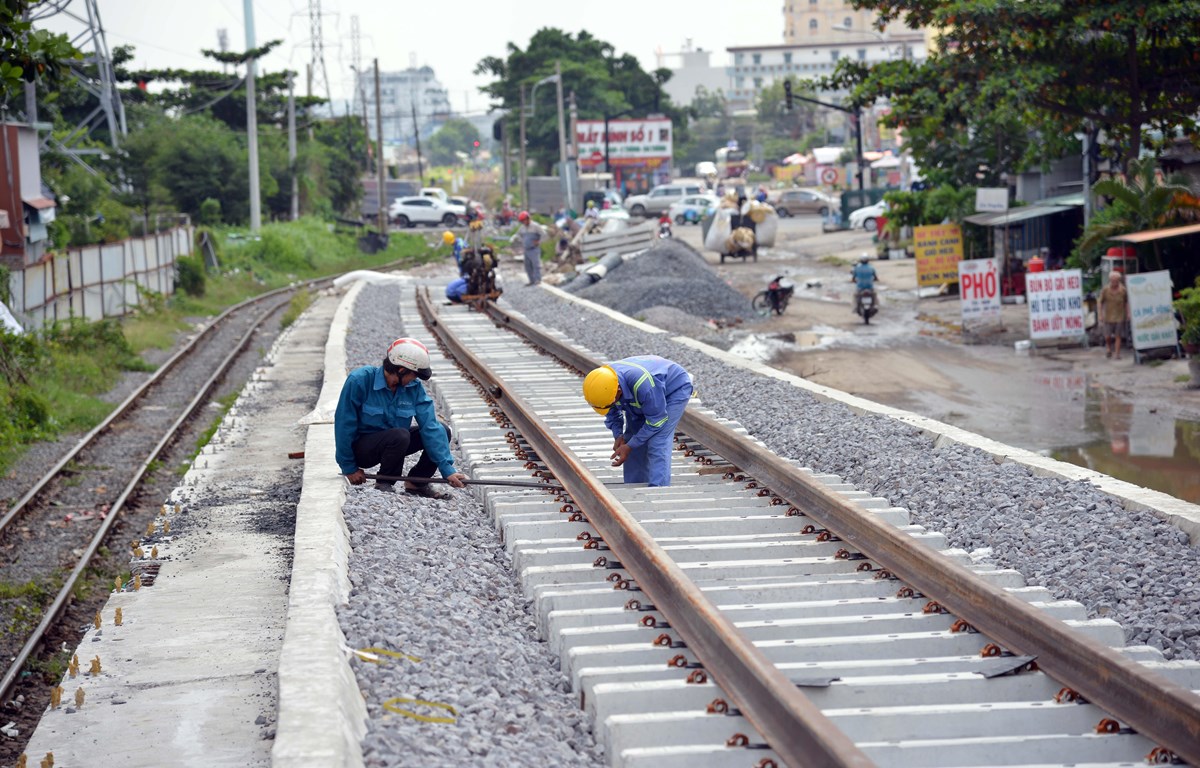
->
xmin=442 ymin=230 xmax=456 ymax=245
xmin=583 ymin=366 xmax=620 ymax=415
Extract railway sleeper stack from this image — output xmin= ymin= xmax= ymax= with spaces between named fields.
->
xmin=415 ymin=292 xmax=1200 ymax=768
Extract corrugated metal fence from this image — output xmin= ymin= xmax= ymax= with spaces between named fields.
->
xmin=7 ymin=225 xmax=194 ymax=329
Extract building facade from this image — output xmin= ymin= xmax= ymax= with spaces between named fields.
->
xmin=724 ymin=36 xmax=927 ymax=112
xmin=658 ymin=43 xmax=729 ymax=108
xmin=356 ymin=66 xmax=453 ymax=146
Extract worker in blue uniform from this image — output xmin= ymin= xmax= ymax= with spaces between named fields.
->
xmin=335 ymin=337 xmax=467 ymax=497
xmin=582 ymin=355 xmax=694 ymax=486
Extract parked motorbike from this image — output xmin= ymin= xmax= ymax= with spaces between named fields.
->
xmin=658 ymin=219 xmax=673 ymax=239
xmin=495 ymin=207 xmax=514 ymax=227
xmin=855 ymin=288 xmax=878 ymax=324
xmin=752 ymin=275 xmax=795 ymax=316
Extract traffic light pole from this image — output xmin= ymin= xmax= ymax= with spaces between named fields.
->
xmin=792 ymin=94 xmax=864 ymax=192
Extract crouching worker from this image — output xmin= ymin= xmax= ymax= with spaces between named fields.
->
xmin=445 ymin=276 xmax=468 ymax=304
xmin=335 ymin=337 xmax=467 ymax=497
xmin=582 ymin=356 xmax=693 ymax=487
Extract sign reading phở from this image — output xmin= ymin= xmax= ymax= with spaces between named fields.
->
xmin=1026 ymin=269 xmax=1085 ymax=340
xmin=914 ymin=224 xmax=963 ymax=287
xmin=1126 ymin=270 xmax=1176 ymax=351
xmin=575 ymin=119 xmax=673 ymax=165
xmin=958 ymin=258 xmax=1001 ymax=326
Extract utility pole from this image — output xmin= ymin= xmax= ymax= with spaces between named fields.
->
xmin=287 ymin=73 xmax=298 ymax=220
xmin=411 ymin=103 xmax=424 ymax=187
xmin=554 ymin=61 xmax=570 ymax=211
xmin=519 ymin=87 xmax=528 ymax=207
xmin=243 ymin=0 xmax=261 ymax=231
xmin=374 ymin=58 xmax=386 ymax=240
xmin=502 ymin=126 xmax=510 ymax=193
xmin=568 ymin=90 xmax=579 ymax=201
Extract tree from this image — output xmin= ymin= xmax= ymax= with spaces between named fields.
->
xmin=426 ymin=119 xmax=481 ymax=167
xmin=833 ymin=0 xmax=1200 ymax=172
xmin=1075 ymin=158 xmax=1200 ymax=270
xmin=0 ymin=2 xmax=79 ymax=103
xmin=476 ymin=29 xmax=687 ymax=173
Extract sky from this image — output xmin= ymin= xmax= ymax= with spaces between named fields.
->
xmin=41 ymin=0 xmax=781 ymax=114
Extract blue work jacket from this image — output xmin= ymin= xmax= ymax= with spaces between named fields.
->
xmin=603 ymin=356 xmax=693 ymax=449
xmin=852 ymin=263 xmax=877 ymax=291
xmin=334 ymin=366 xmax=456 ymax=478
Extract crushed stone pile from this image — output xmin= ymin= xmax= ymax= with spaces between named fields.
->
xmin=567 ymin=239 xmax=754 ymax=321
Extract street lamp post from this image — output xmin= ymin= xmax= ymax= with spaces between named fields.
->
xmin=520 ymin=72 xmax=562 ymax=210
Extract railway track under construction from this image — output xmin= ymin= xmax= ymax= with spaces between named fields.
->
xmin=411 ymin=285 xmax=1200 ymax=768
xmin=0 ymin=286 xmax=299 ymax=756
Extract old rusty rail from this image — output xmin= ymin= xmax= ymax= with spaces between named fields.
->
xmin=419 ymin=288 xmax=874 ymax=768
xmin=477 ymin=299 xmax=1200 ymax=765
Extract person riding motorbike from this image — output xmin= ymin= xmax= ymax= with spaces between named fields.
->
xmin=657 ymin=211 xmax=672 ymax=239
xmin=851 ymin=253 xmax=878 ymax=315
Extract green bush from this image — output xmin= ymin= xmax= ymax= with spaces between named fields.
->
xmin=176 ymin=255 xmax=207 ymax=297
xmin=199 ymin=197 xmax=222 ymax=226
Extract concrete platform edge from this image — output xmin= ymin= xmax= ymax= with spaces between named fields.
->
xmin=272 ymin=282 xmax=367 ymax=768
xmin=536 ymin=283 xmax=1200 ymax=544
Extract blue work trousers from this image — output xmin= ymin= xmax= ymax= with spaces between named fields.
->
xmin=622 ymin=387 xmax=691 ymax=487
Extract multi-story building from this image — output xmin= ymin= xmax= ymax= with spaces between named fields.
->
xmin=658 ymin=41 xmax=729 ymax=108
xmin=355 ymin=66 xmax=453 ymax=146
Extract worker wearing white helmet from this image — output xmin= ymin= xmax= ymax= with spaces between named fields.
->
xmin=582 ymin=355 xmax=693 ymax=487
xmin=334 ymin=337 xmax=467 ymax=496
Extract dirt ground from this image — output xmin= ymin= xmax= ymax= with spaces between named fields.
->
xmin=669 ymin=219 xmax=1200 ymax=455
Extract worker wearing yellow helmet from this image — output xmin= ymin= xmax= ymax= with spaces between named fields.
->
xmin=443 ymin=230 xmax=466 ymax=275
xmin=582 ymin=355 xmax=693 ymax=486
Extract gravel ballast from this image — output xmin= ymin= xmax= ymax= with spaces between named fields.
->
xmin=566 ymin=239 xmax=755 ymax=322
xmin=335 ymin=283 xmax=602 ymax=768
xmin=498 ymin=283 xmax=1200 ymax=662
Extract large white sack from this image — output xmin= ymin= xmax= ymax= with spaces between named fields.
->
xmin=755 ymin=211 xmax=779 ymax=247
xmin=704 ymin=209 xmax=734 ymax=252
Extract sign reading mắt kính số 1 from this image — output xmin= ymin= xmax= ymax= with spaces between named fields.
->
xmin=1126 ymin=270 xmax=1176 ymax=351
xmin=958 ymin=258 xmax=1001 ymax=327
xmin=914 ymin=224 xmax=963 ymax=287
xmin=1026 ymin=269 xmax=1085 ymax=340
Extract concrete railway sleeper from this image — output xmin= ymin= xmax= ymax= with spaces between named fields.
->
xmin=410 ymin=286 xmax=1200 ymax=768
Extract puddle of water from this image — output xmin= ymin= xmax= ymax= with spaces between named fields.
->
xmin=1052 ymin=386 xmax=1200 ymax=503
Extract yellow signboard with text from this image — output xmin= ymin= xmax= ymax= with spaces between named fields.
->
xmin=914 ymin=224 xmax=963 ymax=287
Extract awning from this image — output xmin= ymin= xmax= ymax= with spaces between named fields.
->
xmin=1110 ymin=222 xmax=1200 ymax=244
xmin=870 ymin=156 xmax=901 ymax=169
xmin=23 ymin=196 xmax=55 ymax=210
xmin=963 ymin=204 xmax=1074 ymax=227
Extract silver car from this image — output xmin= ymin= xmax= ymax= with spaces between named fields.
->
xmin=623 ymin=183 xmax=706 ymax=217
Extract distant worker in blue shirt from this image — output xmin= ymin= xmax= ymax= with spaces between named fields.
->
xmin=445 ymin=276 xmax=468 ymax=304
xmin=582 ymin=355 xmax=694 ymax=487
xmin=335 ymin=337 xmax=467 ymax=497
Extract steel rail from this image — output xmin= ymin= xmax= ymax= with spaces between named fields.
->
xmin=482 ymin=300 xmax=1200 ymax=765
xmin=420 ymin=289 xmax=875 ymax=768
xmin=0 ymin=296 xmax=289 ymax=703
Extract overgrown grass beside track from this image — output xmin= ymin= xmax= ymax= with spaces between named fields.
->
xmin=0 ymin=219 xmax=435 ymax=477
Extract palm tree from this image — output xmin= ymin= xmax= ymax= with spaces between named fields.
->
xmin=1078 ymin=158 xmax=1200 ymax=270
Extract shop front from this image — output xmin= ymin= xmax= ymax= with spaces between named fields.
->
xmin=576 ymin=118 xmax=673 ymax=197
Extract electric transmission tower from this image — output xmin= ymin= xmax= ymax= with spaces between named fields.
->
xmin=308 ymin=0 xmax=333 ymax=109
xmin=26 ymin=0 xmax=127 ymax=153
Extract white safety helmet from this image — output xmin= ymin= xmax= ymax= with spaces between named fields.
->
xmin=778 ymin=277 xmax=795 ymax=290
xmin=386 ymin=337 xmax=432 ymax=380
xmin=859 ymin=253 xmax=871 ymax=263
